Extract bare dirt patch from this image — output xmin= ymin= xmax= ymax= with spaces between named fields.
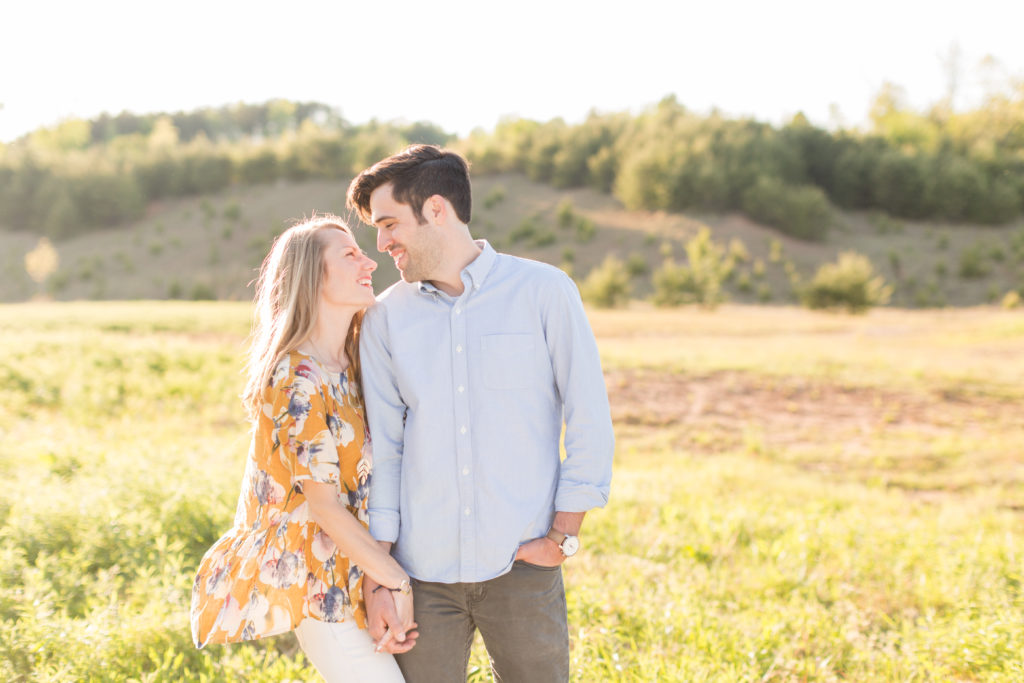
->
xmin=606 ymin=369 xmax=1024 ymax=499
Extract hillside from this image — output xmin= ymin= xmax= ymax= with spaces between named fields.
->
xmin=2 ymin=173 xmax=1023 ymax=306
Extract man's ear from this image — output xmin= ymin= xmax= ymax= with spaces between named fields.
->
xmin=424 ymin=195 xmax=447 ymax=226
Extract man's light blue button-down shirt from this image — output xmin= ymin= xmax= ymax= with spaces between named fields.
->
xmin=360 ymin=241 xmax=614 ymax=584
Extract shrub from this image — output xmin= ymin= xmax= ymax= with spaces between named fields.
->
xmin=1002 ymin=290 xmax=1021 ymax=309
xmin=579 ymin=255 xmax=631 ymax=308
xmin=508 ymin=217 xmax=539 ymax=244
xmin=626 ymin=253 xmax=649 ymax=277
xmin=531 ymin=230 xmax=556 ymax=247
xmin=652 ymin=260 xmax=696 ymax=307
xmin=575 ymin=217 xmax=596 ymax=243
xmin=651 ymin=227 xmax=733 ymax=309
xmin=222 ymin=200 xmax=242 ymax=221
xmin=190 ymin=282 xmax=216 ymax=300
xmin=556 ymin=199 xmax=575 ymax=229
xmin=736 ymin=270 xmax=753 ymax=293
xmin=483 ymin=185 xmax=506 ymax=209
xmin=868 ymin=211 xmax=904 ymax=235
xmin=741 ymin=176 xmax=832 ymax=241
xmin=887 ymin=250 xmax=902 ymax=278
xmin=958 ymin=244 xmax=991 ymax=279
xmin=800 ymin=251 xmax=892 ymax=313
xmin=727 ymin=237 xmax=750 ymax=264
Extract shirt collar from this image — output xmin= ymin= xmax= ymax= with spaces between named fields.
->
xmin=417 ymin=240 xmax=497 ymax=297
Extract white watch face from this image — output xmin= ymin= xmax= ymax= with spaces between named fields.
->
xmin=561 ymin=535 xmax=580 ymax=557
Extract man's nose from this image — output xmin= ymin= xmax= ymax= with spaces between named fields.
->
xmin=376 ymin=229 xmax=391 ymax=253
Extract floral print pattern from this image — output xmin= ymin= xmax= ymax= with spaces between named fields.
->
xmin=191 ymin=351 xmax=372 ymax=647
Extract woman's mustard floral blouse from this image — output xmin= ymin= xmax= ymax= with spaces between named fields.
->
xmin=191 ymin=351 xmax=372 ymax=647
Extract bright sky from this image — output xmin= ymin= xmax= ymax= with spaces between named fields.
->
xmin=2 ymin=0 xmax=1022 ymax=143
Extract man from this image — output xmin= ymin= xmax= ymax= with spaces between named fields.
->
xmin=347 ymin=145 xmax=613 ymax=683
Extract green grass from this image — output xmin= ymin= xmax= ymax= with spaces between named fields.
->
xmin=1 ymin=302 xmax=1022 ymax=681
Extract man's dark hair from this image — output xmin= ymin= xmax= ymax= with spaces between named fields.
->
xmin=346 ymin=144 xmax=472 ymax=225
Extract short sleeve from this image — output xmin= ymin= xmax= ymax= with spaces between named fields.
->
xmin=272 ymin=373 xmax=341 ymax=489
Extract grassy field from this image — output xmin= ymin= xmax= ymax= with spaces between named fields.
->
xmin=0 ymin=301 xmax=1022 ymax=681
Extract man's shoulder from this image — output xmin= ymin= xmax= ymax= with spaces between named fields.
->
xmin=493 ymin=251 xmax=575 ymax=289
xmin=362 ymin=280 xmax=418 ymax=333
xmin=372 ymin=279 xmax=419 ymax=309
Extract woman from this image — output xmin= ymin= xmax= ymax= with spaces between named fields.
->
xmin=191 ymin=215 xmax=412 ymax=682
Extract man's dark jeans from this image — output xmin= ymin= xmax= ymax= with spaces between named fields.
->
xmin=395 ymin=561 xmax=569 ymax=683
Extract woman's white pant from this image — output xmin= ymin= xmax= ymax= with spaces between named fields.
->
xmin=294 ymin=617 xmax=405 ymax=683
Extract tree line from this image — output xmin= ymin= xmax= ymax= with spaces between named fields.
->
xmin=2 ymin=87 xmax=1023 ymax=241
xmin=459 ymin=87 xmax=1024 ymax=238
xmin=0 ymin=101 xmax=451 ymax=239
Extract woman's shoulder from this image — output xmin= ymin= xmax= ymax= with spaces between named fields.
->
xmin=269 ymin=351 xmax=328 ymax=388
xmin=261 ymin=352 xmax=328 ymax=409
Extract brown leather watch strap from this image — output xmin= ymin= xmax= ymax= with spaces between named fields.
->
xmin=546 ymin=529 xmax=567 ymax=545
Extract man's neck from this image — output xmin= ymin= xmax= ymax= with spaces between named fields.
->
xmin=426 ymin=236 xmax=482 ymax=297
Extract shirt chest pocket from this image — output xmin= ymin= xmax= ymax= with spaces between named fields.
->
xmin=481 ymin=334 xmax=539 ymax=390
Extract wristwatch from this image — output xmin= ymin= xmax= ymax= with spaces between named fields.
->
xmin=546 ymin=529 xmax=580 ymax=557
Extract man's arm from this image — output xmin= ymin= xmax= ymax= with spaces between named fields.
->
xmin=360 ymin=303 xmax=405 ymax=545
xmin=545 ymin=271 xmax=615 ymax=513
xmin=359 ymin=304 xmax=415 ymax=652
xmin=517 ymin=271 xmax=614 ymax=565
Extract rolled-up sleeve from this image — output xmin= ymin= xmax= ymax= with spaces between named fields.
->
xmin=360 ymin=303 xmax=405 ymax=543
xmin=543 ymin=273 xmax=614 ymax=512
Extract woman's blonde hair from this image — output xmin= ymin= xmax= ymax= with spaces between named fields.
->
xmin=242 ymin=214 xmax=365 ymax=420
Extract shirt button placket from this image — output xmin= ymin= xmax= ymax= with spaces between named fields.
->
xmin=452 ymin=292 xmax=474 ymax=581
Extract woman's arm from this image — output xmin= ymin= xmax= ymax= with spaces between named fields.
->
xmin=302 ymin=480 xmax=415 ymax=635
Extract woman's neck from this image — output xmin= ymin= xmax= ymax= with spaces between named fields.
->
xmin=300 ymin=305 xmax=355 ymax=371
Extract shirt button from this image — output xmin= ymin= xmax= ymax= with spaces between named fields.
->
xmin=460 ymin=426 xmax=467 ymax=435
xmin=464 ymin=507 xmax=471 ymax=516
xmin=458 ymin=385 xmax=465 ymax=393
xmin=456 ymin=345 xmax=463 ymax=353
xmin=462 ymin=467 xmax=470 ymax=475
xmin=455 ymin=307 xmax=461 ymax=315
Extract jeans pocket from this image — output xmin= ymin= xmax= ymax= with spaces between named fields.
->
xmin=514 ymin=559 xmax=561 ymax=571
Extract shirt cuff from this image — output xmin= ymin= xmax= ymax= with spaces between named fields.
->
xmin=368 ymin=509 xmax=400 ymax=543
xmin=555 ymin=482 xmax=610 ymax=513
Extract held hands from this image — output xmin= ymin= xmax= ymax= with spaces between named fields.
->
xmin=365 ymin=576 xmax=418 ymax=654
xmin=514 ymin=535 xmax=565 ymax=568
